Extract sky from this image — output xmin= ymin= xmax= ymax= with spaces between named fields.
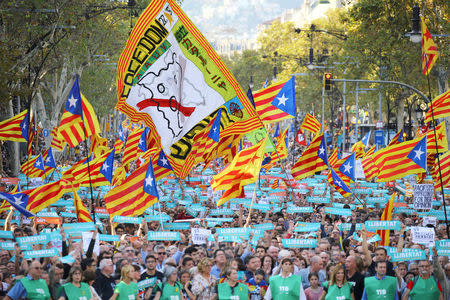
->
xmin=181 ymin=0 xmax=303 ymax=40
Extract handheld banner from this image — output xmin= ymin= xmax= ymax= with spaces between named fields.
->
xmin=365 ymin=221 xmax=401 ymax=231
xmin=24 ymin=248 xmax=59 ymax=259
xmin=282 ymin=239 xmax=317 ymax=248
xmin=147 ymin=231 xmax=180 ymax=241
xmin=113 ymin=216 xmax=142 ymax=224
xmin=390 ymin=249 xmax=426 ymax=262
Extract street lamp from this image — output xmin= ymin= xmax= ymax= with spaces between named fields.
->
xmin=306 ymin=48 xmax=315 ymax=70
xmin=409 ymin=4 xmax=422 ymax=43
xmin=249 ymin=75 xmax=254 ymax=89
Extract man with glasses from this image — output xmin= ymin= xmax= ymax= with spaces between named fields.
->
xmin=402 ymin=260 xmax=443 ymax=300
xmin=123 ymin=246 xmax=137 ymax=263
xmin=140 ymin=255 xmax=163 ymax=300
xmin=155 ymin=245 xmax=167 ymax=271
xmin=5 ymin=260 xmax=50 ymax=300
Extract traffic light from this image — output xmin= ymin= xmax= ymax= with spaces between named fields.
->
xmin=324 ymin=73 xmax=332 ymax=91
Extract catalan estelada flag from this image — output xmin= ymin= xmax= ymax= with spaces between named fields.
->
xmin=425 ymin=90 xmax=450 ymax=124
xmin=377 ymin=193 xmax=396 ymax=246
xmin=20 ymin=149 xmax=53 ymax=178
xmin=350 ymin=141 xmax=365 ymax=159
xmin=361 ymin=146 xmax=378 ymax=181
xmin=151 ymin=149 xmax=174 ymax=181
xmin=122 ymin=127 xmax=144 ymax=168
xmin=57 ymin=75 xmax=101 ymax=148
xmin=422 ymin=17 xmax=439 ymax=75
xmin=50 ymin=127 xmax=66 ymax=152
xmin=329 ymin=149 xmax=340 ymax=168
xmin=269 ymin=128 xmax=288 ymax=164
xmin=90 ymin=133 xmax=108 ymax=156
xmin=104 ymin=160 xmax=158 ymax=217
xmin=253 ymin=77 xmax=296 ymax=124
xmin=291 ymin=133 xmax=328 ymax=180
xmin=327 ymin=169 xmax=352 ymax=198
xmin=73 ymin=187 xmax=93 ymax=223
xmin=211 ymin=137 xmax=266 ymax=206
xmin=69 ymin=151 xmax=112 ymax=187
xmin=426 ymin=121 xmax=448 ymax=153
xmin=271 ymin=179 xmax=279 ymax=190
xmin=374 ymin=136 xmax=427 ymax=182
xmin=23 ymin=179 xmax=70 ymax=214
xmin=387 ymin=129 xmax=405 ymax=146
xmin=301 ymin=113 xmax=321 ymax=134
xmin=431 ymin=151 xmax=450 ymax=191
xmin=0 ymin=110 xmax=28 ymax=142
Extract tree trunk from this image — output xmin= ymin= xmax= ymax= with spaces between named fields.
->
xmin=7 ymin=100 xmax=20 ymax=176
xmin=396 ymin=96 xmax=405 ymax=134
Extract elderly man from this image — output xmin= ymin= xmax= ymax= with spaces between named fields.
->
xmin=93 ymin=258 xmax=116 ymax=300
xmin=5 ymin=260 xmax=50 ymax=300
xmin=345 ymin=255 xmax=365 ymax=300
xmin=402 ymin=260 xmax=443 ymax=300
xmin=296 ymin=255 xmax=326 ymax=289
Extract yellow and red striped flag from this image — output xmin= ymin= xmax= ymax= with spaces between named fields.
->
xmin=122 ymin=128 xmax=144 ymax=168
xmin=271 ymin=179 xmax=279 ymax=190
xmin=23 ymin=179 xmax=70 ymax=214
xmin=104 ymin=160 xmax=158 ymax=217
xmin=50 ymin=127 xmax=66 ymax=152
xmin=0 ymin=110 xmax=28 ymax=142
xmin=350 ymin=141 xmax=365 ymax=159
xmin=253 ymin=77 xmax=296 ymax=124
xmin=58 ymin=76 xmax=101 ymax=148
xmin=291 ymin=134 xmax=328 ymax=180
xmin=387 ymin=129 xmax=405 ymax=146
xmin=422 ymin=17 xmax=439 ymax=75
xmin=431 ymin=151 xmax=450 ymax=191
xmin=90 ymin=133 xmax=108 ymax=156
xmin=426 ymin=121 xmax=448 ymax=153
xmin=327 ymin=169 xmax=352 ymax=198
xmin=374 ymin=136 xmax=426 ymax=182
xmin=300 ymin=113 xmax=321 ymax=134
xmin=68 ymin=151 xmax=112 ymax=187
xmin=73 ymin=187 xmax=93 ymax=222
xmin=150 ymin=149 xmax=174 ymax=181
xmin=269 ymin=128 xmax=288 ymax=164
xmin=211 ymin=137 xmax=266 ymax=206
xmin=329 ymin=149 xmax=340 ymax=168
xmin=425 ymin=90 xmax=450 ymax=124
xmin=20 ymin=149 xmax=53 ymax=178
xmin=361 ymin=146 xmax=378 ymax=181
xmin=377 ymin=193 xmax=396 ymax=246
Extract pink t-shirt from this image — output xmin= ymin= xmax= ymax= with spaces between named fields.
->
xmin=304 ymin=286 xmax=323 ymax=300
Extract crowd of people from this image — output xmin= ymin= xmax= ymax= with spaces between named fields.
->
xmin=0 ymin=164 xmax=448 ymax=300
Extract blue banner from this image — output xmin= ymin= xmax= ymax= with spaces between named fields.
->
xmin=390 ymin=250 xmax=426 ymax=262
xmin=282 ymin=239 xmax=317 ymax=248
xmin=286 ymin=206 xmax=313 ymax=214
xmin=365 ymin=220 xmax=401 ymax=231
xmin=113 ymin=216 xmax=142 ymax=224
xmin=147 ymin=231 xmax=180 ymax=241
xmin=24 ymin=248 xmax=59 ymax=259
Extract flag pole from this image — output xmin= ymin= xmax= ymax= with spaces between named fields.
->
xmin=423 ymin=58 xmax=449 ymax=237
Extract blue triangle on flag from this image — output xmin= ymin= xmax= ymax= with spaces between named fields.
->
xmin=208 ymin=109 xmax=222 ymax=143
xmin=34 ymin=153 xmax=45 ymax=171
xmin=20 ymin=111 xmax=30 ymax=142
xmin=118 ymin=123 xmax=125 ymax=142
xmin=0 ymin=192 xmax=34 ymax=218
xmin=65 ymin=75 xmax=83 ymax=116
xmin=157 ymin=150 xmax=173 ymax=171
xmin=361 ymin=131 xmax=371 ymax=147
xmin=44 ymin=148 xmax=56 ymax=169
xmin=138 ymin=128 xmax=149 ymax=152
xmin=407 ymin=136 xmax=427 ymax=170
xmin=318 ymin=135 xmax=328 ymax=166
xmin=143 ymin=162 xmax=159 ymax=198
xmin=270 ymin=76 xmax=296 ymax=117
xmin=339 ymin=152 xmax=355 ymax=181
xmin=100 ymin=149 xmax=115 ymax=183
xmin=274 ymin=124 xmax=280 ymax=138
xmin=398 ymin=129 xmax=405 ymax=143
xmin=246 ymin=87 xmax=256 ymax=108
xmin=331 ymin=169 xmax=352 ymax=194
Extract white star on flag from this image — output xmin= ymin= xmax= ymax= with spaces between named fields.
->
xmin=277 ymin=94 xmax=288 ymax=106
xmin=13 ymin=196 xmax=22 ymax=206
xmin=335 ymin=179 xmax=342 ymax=187
xmin=414 ymin=147 xmax=424 ymax=159
xmin=45 ymin=156 xmax=51 ymax=163
xmin=160 ymin=157 xmax=168 ymax=166
xmin=102 ymin=162 xmax=109 ymax=172
xmin=213 ymin=126 xmax=217 ymax=133
xmin=68 ymin=95 xmax=78 ymax=108
xmin=35 ymin=160 xmax=41 ymax=167
xmin=343 ymin=162 xmax=352 ymax=173
xmin=145 ymin=175 xmax=153 ymax=187
xmin=319 ymin=146 xmax=325 ymax=155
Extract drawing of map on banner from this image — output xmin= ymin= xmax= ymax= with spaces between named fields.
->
xmin=116 ymin=0 xmax=262 ymax=178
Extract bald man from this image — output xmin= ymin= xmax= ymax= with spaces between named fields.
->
xmin=6 ymin=260 xmax=50 ymax=300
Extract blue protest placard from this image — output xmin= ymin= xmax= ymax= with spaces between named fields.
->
xmin=17 ymin=235 xmax=48 ymax=246
xmin=147 ymin=231 xmax=180 ymax=241
xmin=324 ymin=207 xmax=352 ymax=216
xmin=0 ymin=230 xmax=14 ymax=239
xmin=365 ymin=221 xmax=401 ymax=231
xmin=163 ymin=223 xmax=191 ymax=231
xmin=112 ymin=216 xmax=142 ymax=224
xmin=24 ymin=248 xmax=59 ymax=259
xmin=390 ymin=249 xmax=426 ymax=262
xmin=282 ymin=239 xmax=317 ymax=248
xmin=286 ymin=206 xmax=313 ymax=214
xmin=99 ymin=234 xmax=120 ymax=242
xmin=294 ymin=223 xmax=320 ymax=232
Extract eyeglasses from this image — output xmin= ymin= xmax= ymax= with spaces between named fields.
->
xmin=125 ymin=250 xmax=134 ymax=253
xmin=158 ymin=252 xmax=166 ymax=255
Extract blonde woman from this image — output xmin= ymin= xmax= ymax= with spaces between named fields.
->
xmin=110 ymin=265 xmax=138 ymax=300
xmin=319 ymin=264 xmax=354 ymax=300
xmin=191 ymin=257 xmax=217 ymax=300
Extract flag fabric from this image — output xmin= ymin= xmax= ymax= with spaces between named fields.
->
xmin=211 ymin=137 xmax=266 ymax=206
xmin=208 ymin=108 xmax=222 ymax=143
xmin=104 ymin=160 xmax=159 ymax=217
xmin=90 ymin=133 xmax=108 ymax=156
xmin=246 ymin=87 xmax=256 ymax=108
xmin=0 ymin=110 xmax=28 ymax=142
xmin=361 ymin=146 xmax=378 ymax=181
xmin=44 ymin=148 xmax=56 ymax=169
xmin=21 ymin=149 xmax=53 ymax=178
xmin=271 ymin=179 xmax=279 ymax=190
xmin=142 ymin=160 xmax=159 ymax=198
xmin=138 ymin=127 xmax=150 ymax=153
xmin=424 ymin=90 xmax=450 ymax=124
xmin=269 ymin=128 xmax=289 ymax=164
xmin=122 ymin=128 xmax=144 ymax=167
xmin=73 ymin=188 xmax=93 ymax=223
xmin=350 ymin=141 xmax=365 ymax=159
xmin=329 ymin=149 xmax=340 ymax=168
xmin=253 ymin=77 xmax=296 ymax=124
xmin=67 ymin=151 xmax=112 ymax=187
xmin=22 ymin=179 xmax=71 ymax=214
xmin=327 ymin=169 xmax=352 ymax=198
xmin=115 ymin=0 xmax=263 ymax=179
xmin=361 ymin=131 xmax=371 ymax=147
xmin=301 ymin=113 xmax=321 ymax=134
xmin=338 ymin=152 xmax=356 ymax=182
xmin=291 ymin=134 xmax=328 ymax=180
xmin=426 ymin=121 xmax=448 ymax=153
xmin=387 ymin=129 xmax=405 ymax=146
xmin=421 ymin=17 xmax=439 ymax=75
xmin=295 ymin=127 xmax=307 ymax=146
xmin=374 ymin=137 xmax=427 ymax=182
xmin=58 ymin=75 xmax=101 ymax=148
xmin=100 ymin=149 xmax=115 ymax=183
xmin=0 ymin=192 xmax=34 ymax=218
xmin=33 ymin=154 xmax=45 ymax=172
xmin=50 ymin=127 xmax=66 ymax=152
xmin=273 ymin=124 xmax=280 ymax=138
xmin=152 ymin=149 xmax=174 ymax=181
xmin=431 ymin=151 xmax=450 ymax=190
xmin=377 ymin=193 xmax=396 ymax=246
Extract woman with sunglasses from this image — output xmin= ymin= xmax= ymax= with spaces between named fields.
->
xmin=213 ymin=268 xmax=249 ymax=300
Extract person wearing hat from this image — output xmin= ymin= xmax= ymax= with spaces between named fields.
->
xmin=264 ymin=257 xmax=306 ymax=300
xmin=153 ymin=265 xmax=183 ymax=300
xmin=213 ymin=267 xmax=249 ymax=300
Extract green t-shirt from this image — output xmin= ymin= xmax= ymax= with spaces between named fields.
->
xmin=19 ymin=277 xmax=50 ymax=300
xmin=323 ymin=281 xmax=353 ymax=300
xmin=114 ymin=281 xmax=138 ymax=300
xmin=62 ymin=282 xmax=92 ymax=300
xmin=269 ymin=274 xmax=302 ymax=300
xmin=364 ymin=276 xmax=397 ymax=300
xmin=217 ymin=282 xmax=248 ymax=300
xmin=155 ymin=281 xmax=183 ymax=300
